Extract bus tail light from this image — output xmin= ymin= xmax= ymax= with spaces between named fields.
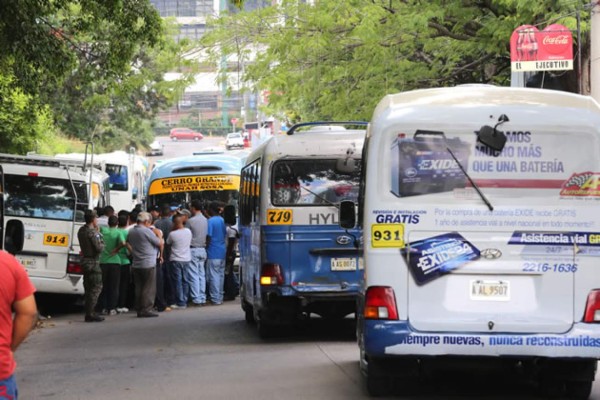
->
xmin=260 ymin=263 xmax=283 ymax=285
xmin=365 ymin=286 xmax=398 ymax=320
xmin=584 ymin=290 xmax=600 ymax=322
xmin=67 ymin=254 xmax=83 ymax=274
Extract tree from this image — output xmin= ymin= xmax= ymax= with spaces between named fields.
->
xmin=202 ymin=0 xmax=588 ymax=122
xmin=0 ymin=1 xmax=192 ymax=153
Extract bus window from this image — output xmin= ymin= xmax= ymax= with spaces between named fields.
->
xmin=4 ymin=175 xmax=88 ymax=222
xmin=271 ymin=159 xmax=360 ymax=206
xmin=105 ymin=164 xmax=129 ymax=191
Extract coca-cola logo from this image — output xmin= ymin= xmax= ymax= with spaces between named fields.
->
xmin=542 ymin=35 xmax=569 ymax=45
xmin=540 ymin=24 xmax=572 ymax=55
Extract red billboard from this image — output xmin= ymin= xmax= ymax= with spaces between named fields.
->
xmin=510 ymin=24 xmax=573 ymax=72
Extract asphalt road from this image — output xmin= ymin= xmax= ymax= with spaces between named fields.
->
xmin=17 ymin=299 xmax=600 ymax=400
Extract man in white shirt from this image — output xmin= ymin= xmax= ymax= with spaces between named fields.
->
xmin=167 ymin=213 xmax=192 ymax=308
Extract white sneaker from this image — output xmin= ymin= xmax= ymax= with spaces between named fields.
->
xmin=116 ymin=307 xmax=129 ymax=313
xmin=109 ymin=309 xmax=118 ymax=316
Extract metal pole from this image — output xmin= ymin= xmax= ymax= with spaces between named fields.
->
xmin=591 ymin=1 xmax=600 ymax=100
xmin=577 ymin=8 xmax=583 ymax=94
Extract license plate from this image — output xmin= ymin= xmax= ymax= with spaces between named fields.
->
xmin=17 ymin=257 xmax=39 ymax=269
xmin=470 ymin=280 xmax=510 ymax=301
xmin=43 ymin=233 xmax=69 ymax=247
xmin=331 ymin=258 xmax=357 ymax=271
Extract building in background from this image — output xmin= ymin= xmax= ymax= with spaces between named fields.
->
xmin=150 ymin=0 xmax=270 ymax=131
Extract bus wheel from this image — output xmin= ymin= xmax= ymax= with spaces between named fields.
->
xmin=257 ymin=318 xmax=277 ymax=339
xmin=566 ymin=381 xmax=593 ymax=400
xmin=366 ymin=360 xmax=392 ymax=397
xmin=242 ymin=301 xmax=255 ymax=324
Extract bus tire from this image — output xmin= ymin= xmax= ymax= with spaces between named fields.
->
xmin=243 ymin=302 xmax=255 ymax=324
xmin=257 ymin=318 xmax=276 ymax=339
xmin=566 ymin=381 xmax=593 ymax=400
xmin=365 ymin=359 xmax=392 ymax=397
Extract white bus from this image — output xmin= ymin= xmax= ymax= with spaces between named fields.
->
xmin=0 ymin=154 xmax=90 ymax=295
xmin=340 ymin=86 xmax=600 ymax=398
xmin=58 ymin=149 xmax=147 ymax=212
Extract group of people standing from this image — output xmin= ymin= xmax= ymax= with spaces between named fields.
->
xmin=78 ymin=200 xmax=237 ymax=322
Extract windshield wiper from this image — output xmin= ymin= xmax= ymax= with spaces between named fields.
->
xmin=300 ymin=185 xmax=339 ymax=209
xmin=446 ymin=147 xmax=494 ymax=212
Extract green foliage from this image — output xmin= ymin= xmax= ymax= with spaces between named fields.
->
xmin=0 ymin=1 xmax=194 ymax=153
xmin=202 ymin=0 xmax=588 ymax=122
xmin=0 ymin=70 xmax=55 ymax=154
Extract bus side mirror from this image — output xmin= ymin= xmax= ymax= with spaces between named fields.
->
xmin=223 ymin=205 xmax=237 ymax=226
xmin=339 ymin=200 xmax=356 ymax=229
xmin=4 ymin=219 xmax=24 ymax=255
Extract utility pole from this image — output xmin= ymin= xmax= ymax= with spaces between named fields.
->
xmin=220 ymin=0 xmax=229 ymax=130
xmin=591 ymin=1 xmax=600 ymax=101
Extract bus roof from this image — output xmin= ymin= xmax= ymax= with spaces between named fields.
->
xmin=148 ymin=154 xmax=243 ymax=182
xmin=372 ymin=85 xmax=600 ymax=127
xmin=244 ymin=129 xmax=366 ymax=166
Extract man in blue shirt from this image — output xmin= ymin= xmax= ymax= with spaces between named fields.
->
xmin=206 ymin=202 xmax=227 ymax=305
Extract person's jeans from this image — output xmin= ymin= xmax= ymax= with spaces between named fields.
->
xmin=170 ymin=261 xmax=189 ymax=307
xmin=207 ymin=258 xmax=226 ymax=304
xmin=187 ymin=248 xmax=207 ymax=304
xmin=154 ymin=261 xmax=167 ymax=311
xmin=0 ymin=374 xmax=17 ymax=399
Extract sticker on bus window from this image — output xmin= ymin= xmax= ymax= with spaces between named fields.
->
xmin=43 ymin=233 xmax=69 ymax=247
xmin=267 ymin=209 xmax=293 ymax=225
xmin=371 ymin=224 xmax=405 ymax=248
xmin=403 ymin=232 xmax=480 ymax=285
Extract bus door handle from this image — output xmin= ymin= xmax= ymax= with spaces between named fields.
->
xmin=287 ymin=233 xmax=294 ymax=241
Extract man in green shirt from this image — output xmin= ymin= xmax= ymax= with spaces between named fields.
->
xmin=98 ymin=215 xmax=124 ymax=315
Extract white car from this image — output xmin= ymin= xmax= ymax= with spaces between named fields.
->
xmin=147 ymin=140 xmax=164 ymax=156
xmin=225 ymin=132 xmax=244 ymax=150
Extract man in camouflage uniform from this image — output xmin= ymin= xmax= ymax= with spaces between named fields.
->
xmin=78 ymin=210 xmax=105 ymax=322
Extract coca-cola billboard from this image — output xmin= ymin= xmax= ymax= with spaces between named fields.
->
xmin=510 ymin=24 xmax=573 ymax=72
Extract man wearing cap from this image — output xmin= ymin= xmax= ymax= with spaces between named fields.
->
xmin=127 ymin=211 xmax=163 ymax=318
xmin=148 ymin=205 xmax=160 ymax=223
xmin=78 ymin=210 xmax=106 ymax=322
xmin=185 ymin=200 xmax=208 ymax=306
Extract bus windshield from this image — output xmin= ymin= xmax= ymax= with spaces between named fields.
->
xmin=149 ymin=190 xmax=238 ymax=210
xmin=4 ymin=175 xmax=88 ymax=222
xmin=271 ymin=159 xmax=360 ymax=206
xmin=105 ymin=164 xmax=129 ymax=191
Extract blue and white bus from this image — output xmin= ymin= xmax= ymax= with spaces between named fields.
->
xmin=237 ymin=122 xmax=366 ymax=337
xmin=146 ymin=153 xmax=242 ymax=210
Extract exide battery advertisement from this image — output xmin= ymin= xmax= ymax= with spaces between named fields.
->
xmin=403 ymin=232 xmax=480 ymax=285
xmin=391 ymin=133 xmax=470 ymax=197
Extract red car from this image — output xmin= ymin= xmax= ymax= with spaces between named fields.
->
xmin=169 ymin=127 xmax=204 ymax=141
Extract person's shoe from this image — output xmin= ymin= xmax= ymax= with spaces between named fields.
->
xmin=190 ymin=302 xmax=206 ymax=307
xmin=137 ymin=312 xmax=159 ymax=318
xmin=85 ymin=314 xmax=105 ymax=322
xmin=99 ymin=309 xmax=109 ymax=315
xmin=169 ymin=304 xmax=178 ymax=309
xmin=116 ymin=307 xmax=129 ymax=313
xmin=109 ymin=309 xmax=118 ymax=316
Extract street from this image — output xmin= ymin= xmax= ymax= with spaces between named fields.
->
xmin=15 ymin=299 xmax=600 ymax=400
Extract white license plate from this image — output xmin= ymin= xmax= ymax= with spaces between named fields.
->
xmin=470 ymin=280 xmax=510 ymax=301
xmin=17 ymin=257 xmax=40 ymax=269
xmin=331 ymin=258 xmax=357 ymax=271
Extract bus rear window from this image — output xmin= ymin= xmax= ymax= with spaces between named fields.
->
xmin=4 ymin=175 xmax=88 ymax=221
xmin=271 ymin=159 xmax=360 ymax=206
xmin=106 ymin=164 xmax=128 ymax=191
